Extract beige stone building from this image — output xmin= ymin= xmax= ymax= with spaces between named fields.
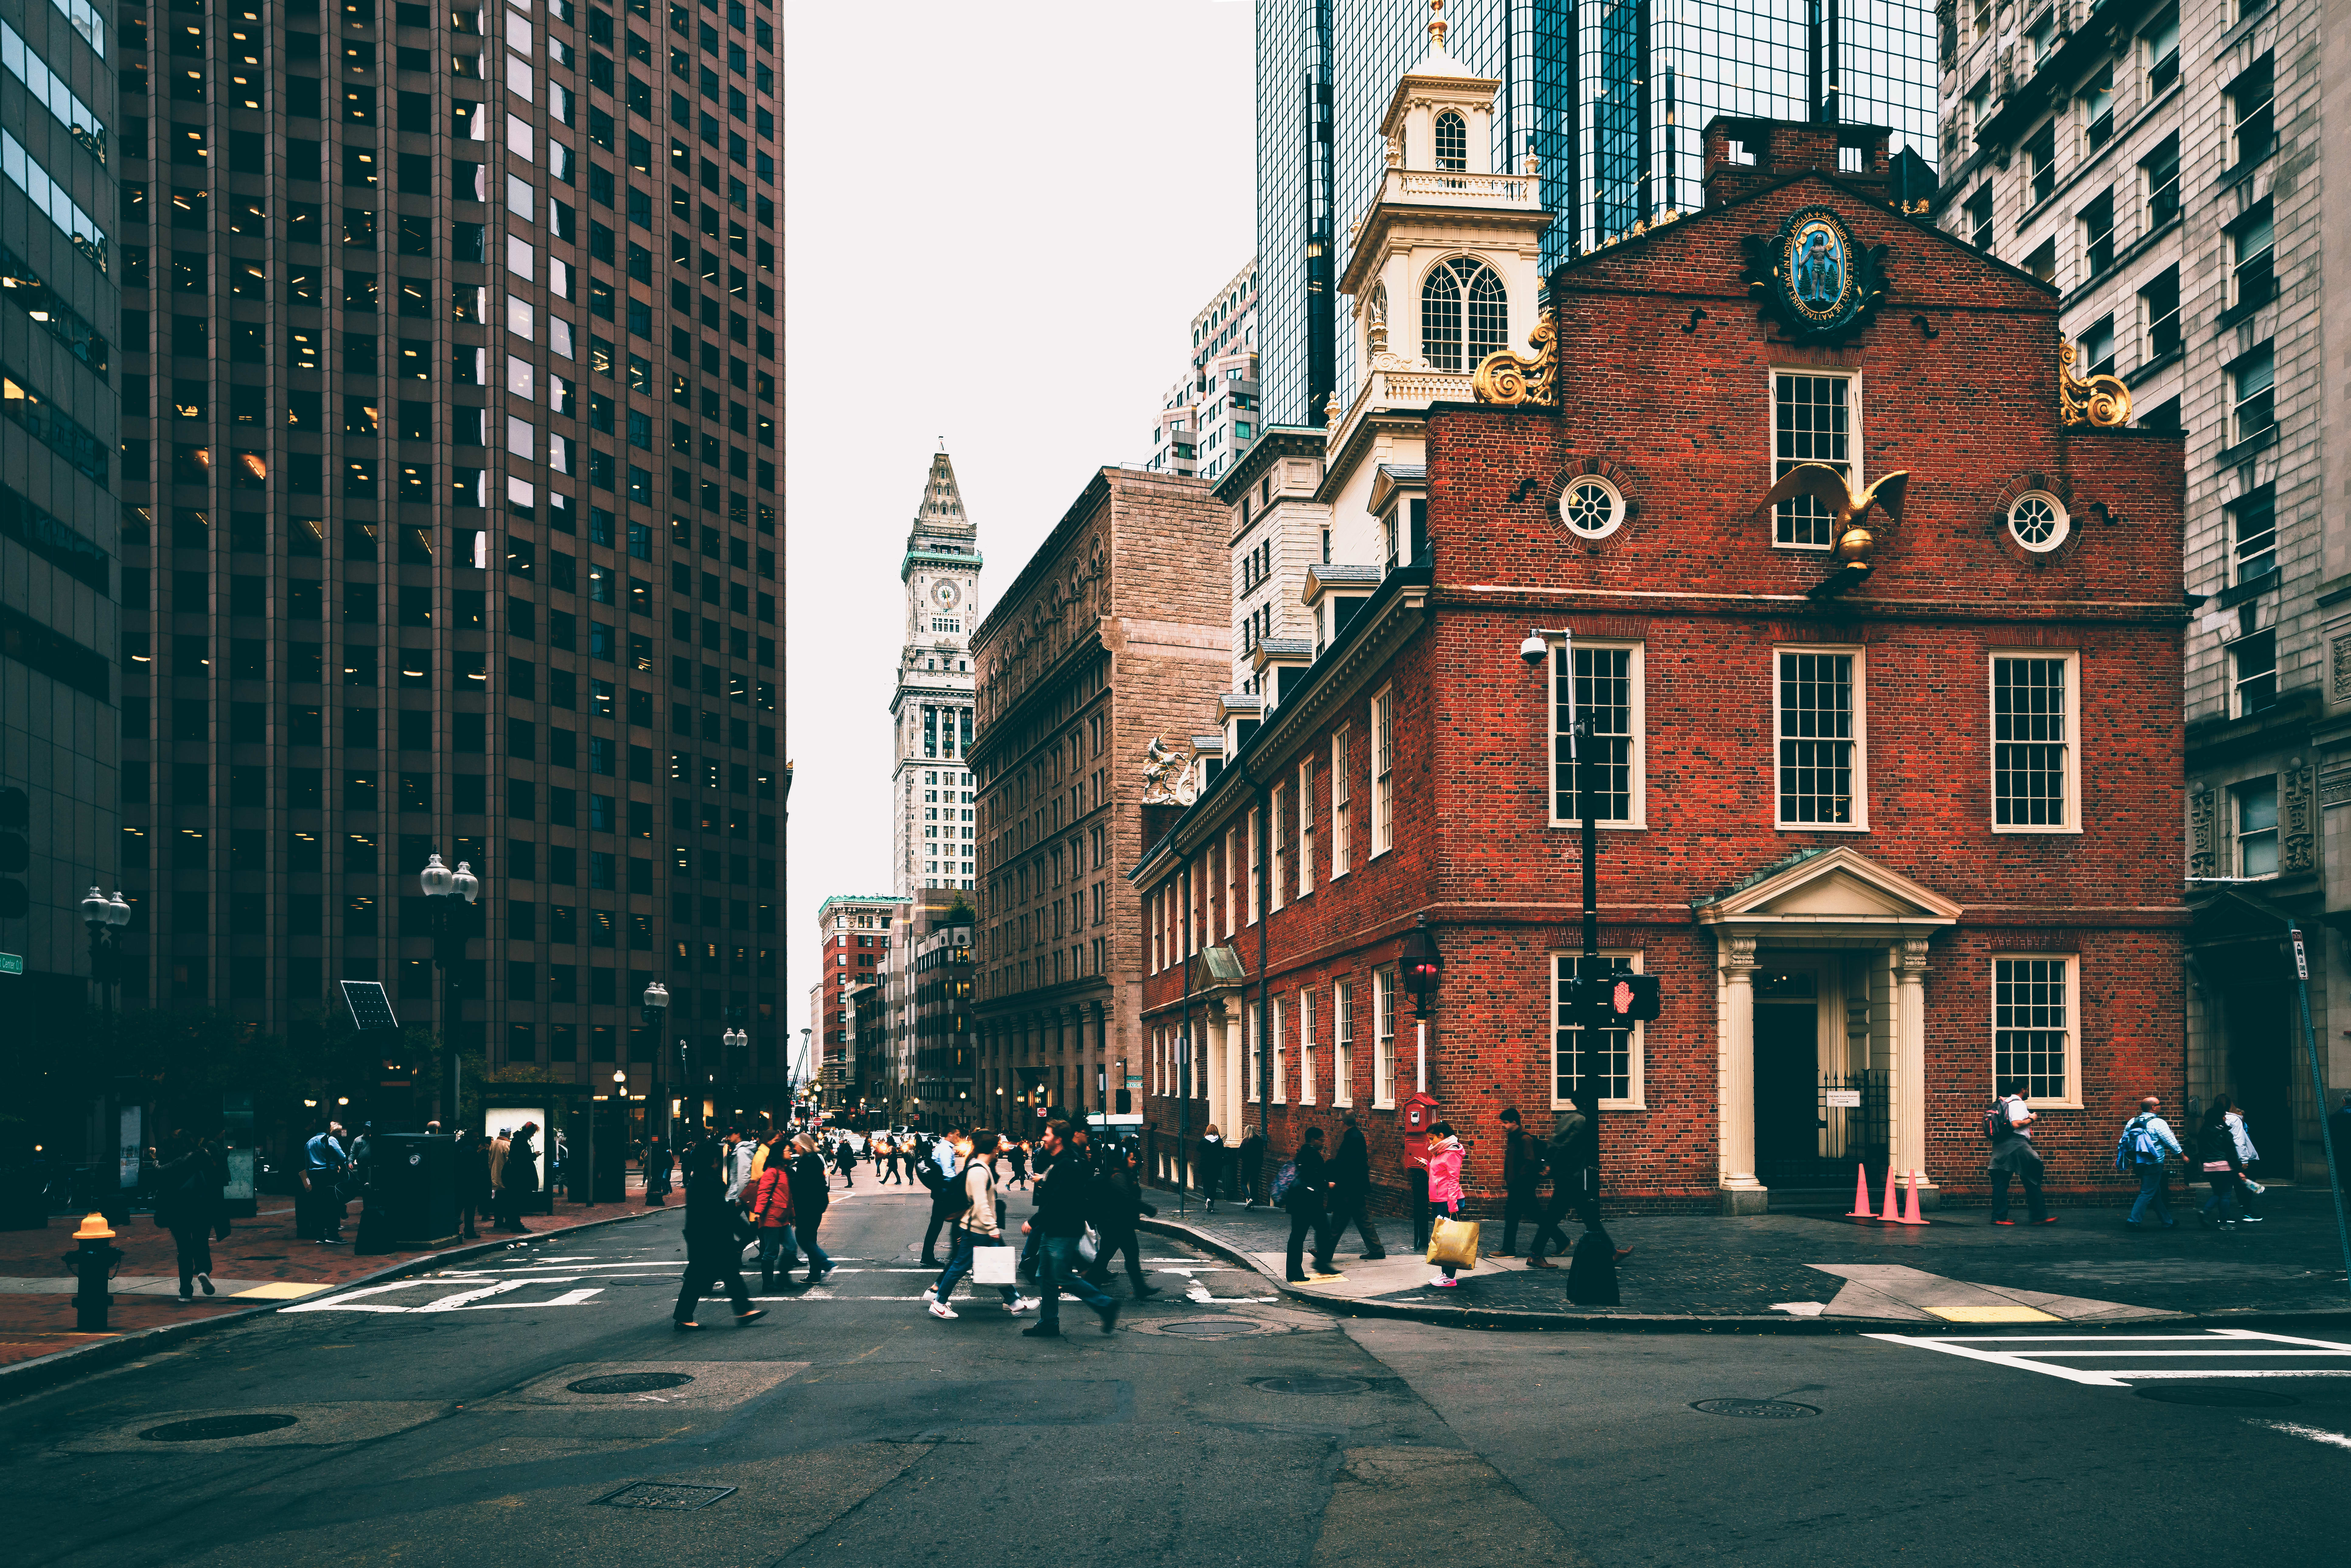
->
xmin=969 ymin=467 xmax=1229 ymax=1123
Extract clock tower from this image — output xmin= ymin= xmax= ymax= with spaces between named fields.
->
xmin=890 ymin=446 xmax=984 ymax=897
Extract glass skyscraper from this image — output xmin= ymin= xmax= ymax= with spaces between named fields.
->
xmin=1257 ymin=0 xmax=1938 ymax=428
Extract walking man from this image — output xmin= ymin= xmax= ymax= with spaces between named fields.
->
xmin=917 ymin=1126 xmax=964 ymax=1268
xmin=1237 ymin=1126 xmax=1268 ymax=1207
xmin=302 ymin=1121 xmax=349 ymax=1244
xmin=1326 ymin=1110 xmax=1387 ymax=1259
xmin=1282 ymin=1126 xmax=1340 ymax=1282
xmin=2116 ymin=1094 xmax=2184 ymax=1227
xmin=1020 ymin=1120 xmax=1119 ymax=1338
xmin=1987 ymin=1079 xmax=2051 ymax=1225
xmin=671 ymin=1141 xmax=767 ymax=1330
xmin=1497 ymin=1108 xmax=1546 ymax=1256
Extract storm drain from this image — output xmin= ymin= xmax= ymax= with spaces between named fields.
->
xmin=2135 ymin=1386 xmax=2299 ymax=1409
xmin=1159 ymin=1319 xmax=1260 ymax=1339
xmin=141 ymin=1414 xmax=301 ymax=1442
xmin=1253 ymin=1375 xmax=1368 ymax=1396
xmin=1690 ymin=1399 xmax=1819 ymax=1419
xmin=594 ymin=1482 xmax=737 ymax=1511
xmin=567 ymin=1372 xmax=697 ymax=1395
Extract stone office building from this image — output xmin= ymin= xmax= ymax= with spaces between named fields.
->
xmin=1932 ymin=0 xmax=2349 ymax=1179
xmin=107 ymin=0 xmax=787 ymax=1114
xmin=969 ymin=466 xmax=1228 ymax=1125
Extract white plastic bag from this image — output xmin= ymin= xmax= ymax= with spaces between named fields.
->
xmin=972 ymin=1244 xmax=1019 ymax=1286
xmin=1078 ymin=1224 xmax=1101 ymax=1265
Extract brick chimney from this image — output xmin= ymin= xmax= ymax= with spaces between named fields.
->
xmin=1703 ymin=115 xmax=1892 ymax=208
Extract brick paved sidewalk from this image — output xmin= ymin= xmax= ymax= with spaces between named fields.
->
xmin=0 ymin=1175 xmax=664 ymax=1369
xmin=1140 ymin=1179 xmax=2351 ymax=1326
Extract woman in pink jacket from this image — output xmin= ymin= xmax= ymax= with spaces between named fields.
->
xmin=1424 ymin=1123 xmax=1466 ymax=1288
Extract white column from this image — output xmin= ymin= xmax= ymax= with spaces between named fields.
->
xmin=1896 ymin=938 xmax=1933 ymax=1192
xmin=1202 ymin=1004 xmax=1223 ymax=1137
xmin=1718 ymin=932 xmax=1766 ymax=1213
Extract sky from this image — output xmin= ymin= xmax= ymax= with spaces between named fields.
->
xmin=782 ymin=1 xmax=1257 ymax=1055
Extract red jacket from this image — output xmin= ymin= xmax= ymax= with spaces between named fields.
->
xmin=750 ymin=1163 xmax=794 ymax=1228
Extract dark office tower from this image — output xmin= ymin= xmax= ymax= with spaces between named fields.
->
xmin=0 ymin=0 xmax=121 ymax=1089
xmin=110 ymin=0 xmax=787 ymax=1121
xmin=1257 ymin=1 xmax=1936 ymax=418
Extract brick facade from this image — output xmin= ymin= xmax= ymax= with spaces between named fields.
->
xmin=1137 ymin=129 xmax=2188 ymax=1217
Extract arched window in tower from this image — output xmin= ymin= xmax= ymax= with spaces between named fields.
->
xmin=1434 ymin=111 xmax=1468 ymax=172
xmin=1420 ymin=257 xmax=1507 ymax=372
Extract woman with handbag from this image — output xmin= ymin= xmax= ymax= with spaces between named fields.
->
xmin=925 ymin=1131 xmax=1030 ymax=1319
xmin=2197 ymin=1099 xmax=2254 ymax=1230
xmin=671 ymin=1141 xmax=768 ymax=1330
xmin=1425 ymin=1123 xmax=1467 ymax=1288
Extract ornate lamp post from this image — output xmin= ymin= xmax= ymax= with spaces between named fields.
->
xmin=79 ymin=887 xmax=131 ymax=1012
xmin=418 ymin=853 xmax=480 ymax=1127
xmin=1398 ymin=914 xmax=1443 ymax=1092
xmin=640 ymin=981 xmax=669 ymax=1136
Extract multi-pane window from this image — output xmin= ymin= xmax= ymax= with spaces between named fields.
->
xmin=2140 ymin=267 xmax=2181 ymax=359
xmin=1370 ymin=685 xmax=1395 ymax=856
xmin=2230 ymin=343 xmax=2276 ymax=446
xmin=1992 ymin=655 xmax=2074 ymax=830
xmin=2081 ymin=314 xmax=2116 ymax=378
xmin=2140 ymin=135 xmax=2179 ymax=228
xmin=1298 ymin=989 xmax=1316 ymax=1104
xmin=1992 ymin=957 xmax=2074 ymax=1104
xmin=1433 ymin=110 xmax=1467 ymax=171
xmin=1554 ymin=953 xmax=1639 ymax=1107
xmin=1296 ymin=758 xmax=1315 ymax=896
xmin=1333 ymin=978 xmax=1354 ymax=1106
xmin=2232 ymin=627 xmax=2277 ymax=716
xmin=1270 ymin=782 xmax=1288 ymax=911
xmin=2228 ymin=203 xmax=2274 ymax=312
xmin=1270 ymin=997 xmax=1285 ymax=1103
xmin=2080 ymin=64 xmax=2116 ymax=151
xmin=1419 ymin=257 xmax=1506 ymax=373
xmin=1331 ymin=727 xmax=1352 ymax=876
xmin=2234 ymin=777 xmax=2279 ymax=875
xmin=2228 ymin=53 xmax=2273 ymax=170
xmin=1776 ymin=650 xmax=1861 ymax=826
xmin=1552 ymin=642 xmax=1640 ymax=824
xmin=1247 ymin=806 xmax=1262 ymax=922
xmin=1771 ymin=372 xmax=1853 ymax=547
xmin=2079 ymin=190 xmax=2114 ymax=279
xmin=1373 ymin=966 xmax=1397 ymax=1106
xmin=1247 ymin=1005 xmax=1262 ymax=1103
xmin=2143 ymin=9 xmax=2180 ymax=96
xmin=2230 ymin=486 xmax=2276 ymax=585
xmin=2024 ymin=118 xmax=2058 ymax=207
xmin=1964 ymin=184 xmax=1993 ymax=250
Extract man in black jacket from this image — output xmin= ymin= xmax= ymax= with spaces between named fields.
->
xmin=1236 ymin=1128 xmax=1268 ymax=1207
xmin=916 ymin=1126 xmax=964 ymax=1268
xmin=670 ymin=1143 xmax=767 ymax=1330
xmin=1020 ymin=1120 xmax=1119 ymax=1338
xmin=1327 ymin=1112 xmax=1387 ymax=1260
xmin=1083 ymin=1143 xmax=1162 ymax=1297
xmin=1283 ymin=1126 xmax=1340 ymax=1281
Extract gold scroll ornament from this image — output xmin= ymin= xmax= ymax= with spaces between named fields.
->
xmin=2058 ymin=336 xmax=2131 ymax=427
xmin=1473 ymin=313 xmax=1557 ymax=407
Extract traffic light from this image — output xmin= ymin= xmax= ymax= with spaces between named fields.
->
xmin=0 ymin=788 xmax=26 ymax=920
xmin=1564 ymin=967 xmax=1662 ymax=1024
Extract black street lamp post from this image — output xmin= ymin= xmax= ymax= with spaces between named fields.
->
xmin=418 ymin=853 xmax=480 ymax=1128
xmin=79 ymin=886 xmax=131 ymax=1011
xmin=640 ymin=981 xmax=669 ymax=1137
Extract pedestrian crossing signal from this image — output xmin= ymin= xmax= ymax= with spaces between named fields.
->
xmin=1565 ymin=969 xmax=1661 ymax=1024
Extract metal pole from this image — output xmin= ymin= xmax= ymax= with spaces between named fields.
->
xmin=1177 ymin=891 xmax=1192 ymax=1218
xmin=2287 ymin=921 xmax=2351 ymax=1297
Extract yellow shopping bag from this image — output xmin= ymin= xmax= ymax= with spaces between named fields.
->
xmin=1425 ymin=1217 xmax=1480 ymax=1271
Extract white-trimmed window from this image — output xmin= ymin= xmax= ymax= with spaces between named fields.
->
xmin=1247 ymin=1007 xmax=1262 ymax=1102
xmin=1247 ymin=806 xmax=1262 ymax=922
xmin=2234 ymin=776 xmax=2278 ymax=876
xmin=1373 ymin=966 xmax=1397 ymax=1106
xmin=1333 ymin=978 xmax=1355 ymax=1106
xmin=1551 ymin=640 xmax=1644 ymax=826
xmin=1371 ymin=685 xmax=1395 ymax=856
xmin=1270 ymin=782 xmax=1289 ymax=912
xmin=1771 ymin=370 xmax=1858 ymax=548
xmin=1775 ymin=648 xmax=1866 ymax=828
xmin=1223 ymin=825 xmax=1240 ymax=938
xmin=1297 ymin=758 xmax=1316 ymax=896
xmin=1270 ymin=997 xmax=1286 ymax=1103
xmin=1992 ymin=653 xmax=2078 ymax=831
xmin=1331 ymin=727 xmax=1353 ymax=876
xmin=1553 ymin=951 xmax=1644 ymax=1109
xmin=1992 ymin=955 xmax=2079 ymax=1106
xmin=1298 ymin=988 xmax=1317 ymax=1104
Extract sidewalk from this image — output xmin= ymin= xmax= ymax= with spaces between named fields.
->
xmin=0 ymin=1179 xmax=664 ymax=1373
xmin=1137 ymin=1182 xmax=2351 ymax=1331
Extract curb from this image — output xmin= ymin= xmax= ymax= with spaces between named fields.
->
xmin=0 ymin=1204 xmax=674 ymax=1403
xmin=1132 ymin=1214 xmax=2351 ymax=1337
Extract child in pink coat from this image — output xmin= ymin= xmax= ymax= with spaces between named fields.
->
xmin=1424 ymin=1123 xmax=1466 ymax=1288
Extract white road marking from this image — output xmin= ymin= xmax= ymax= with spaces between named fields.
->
xmin=1866 ymin=1329 xmax=2351 ymax=1388
xmin=283 ymin=1277 xmax=607 ymax=1313
xmin=2248 ymin=1420 xmax=2351 ymax=1451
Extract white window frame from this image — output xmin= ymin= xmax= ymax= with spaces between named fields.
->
xmin=1223 ymin=825 xmax=1239 ymax=937
xmin=1370 ymin=684 xmax=1396 ymax=857
xmin=1769 ymin=367 xmax=1862 ymax=550
xmin=1297 ymin=758 xmax=1316 ymax=896
xmin=1298 ymin=988 xmax=1317 ymax=1105
xmin=1548 ymin=638 xmax=1646 ymax=829
xmin=1333 ymin=978 xmax=1355 ymax=1106
xmin=1989 ymin=650 xmax=2081 ymax=835
xmin=1331 ymin=726 xmax=1353 ymax=876
xmin=1270 ymin=782 xmax=1289 ymax=912
xmin=1270 ymin=997 xmax=1285 ymax=1103
xmin=1373 ymin=965 xmax=1397 ymax=1107
xmin=1773 ymin=645 xmax=1869 ymax=831
xmin=1247 ymin=807 xmax=1262 ymax=923
xmin=1551 ymin=949 xmax=1646 ymax=1110
xmin=1247 ymin=1008 xmax=1262 ymax=1103
xmin=1990 ymin=953 xmax=2082 ymax=1109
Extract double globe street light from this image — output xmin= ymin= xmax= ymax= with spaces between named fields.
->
xmin=418 ymin=852 xmax=480 ymax=1127
xmin=78 ymin=887 xmax=131 ymax=1011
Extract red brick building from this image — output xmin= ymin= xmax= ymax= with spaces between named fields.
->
xmin=1134 ymin=115 xmax=2187 ymax=1216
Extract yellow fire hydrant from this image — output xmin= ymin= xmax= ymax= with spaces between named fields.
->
xmin=63 ymin=1211 xmax=123 ymax=1332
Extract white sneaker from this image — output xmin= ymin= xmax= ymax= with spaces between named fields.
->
xmin=1430 ymin=1272 xmax=1450 ymax=1288
xmin=927 ymin=1299 xmax=959 ymax=1320
xmin=920 ymin=1284 xmax=937 ymax=1300
xmin=1005 ymin=1297 xmax=1033 ymax=1315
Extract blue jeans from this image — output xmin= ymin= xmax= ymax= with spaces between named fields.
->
xmin=934 ymin=1226 xmax=1018 ymax=1305
xmin=2127 ymin=1163 xmax=2172 ymax=1224
xmin=1036 ymin=1234 xmax=1114 ymax=1328
xmin=755 ymin=1228 xmax=801 ymax=1275
xmin=796 ymin=1214 xmax=834 ymax=1276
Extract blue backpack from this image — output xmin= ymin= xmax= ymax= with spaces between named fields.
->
xmin=2115 ymin=1115 xmax=2168 ymax=1170
xmin=1268 ymin=1159 xmax=1299 ymax=1208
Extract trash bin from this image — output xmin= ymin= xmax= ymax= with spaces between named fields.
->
xmin=362 ymin=1134 xmax=460 ymax=1249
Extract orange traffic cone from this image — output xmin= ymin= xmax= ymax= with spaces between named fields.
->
xmin=1894 ymin=1170 xmax=1930 ymax=1225
xmin=1879 ymin=1165 xmax=1901 ymax=1224
xmin=1847 ymin=1165 xmax=1875 ymax=1219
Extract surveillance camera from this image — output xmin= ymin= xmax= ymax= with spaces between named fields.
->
xmin=1518 ymin=634 xmax=1548 ymax=667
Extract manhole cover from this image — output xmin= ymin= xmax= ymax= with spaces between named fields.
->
xmin=2134 ymin=1386 xmax=2300 ymax=1409
xmin=1160 ymin=1319 xmax=1259 ymax=1338
xmin=594 ymin=1482 xmax=737 ymax=1511
xmin=1253 ymin=1375 xmax=1368 ymax=1396
xmin=1691 ymin=1399 xmax=1820 ymax=1419
xmin=140 ymin=1413 xmax=301 ymax=1442
xmin=567 ymin=1372 xmax=698 ymax=1395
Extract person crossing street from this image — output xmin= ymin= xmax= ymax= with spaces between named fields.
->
xmin=671 ymin=1141 xmax=767 ymax=1330
xmin=1020 ymin=1120 xmax=1119 ymax=1338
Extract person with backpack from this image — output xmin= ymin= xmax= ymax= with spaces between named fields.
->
xmin=2196 ymin=1098 xmax=2257 ymax=1229
xmin=1497 ymin=1108 xmax=1547 ymax=1256
xmin=1986 ymin=1079 xmax=2051 ymax=1225
xmin=1280 ymin=1125 xmax=1338 ymax=1283
xmin=153 ymin=1134 xmax=220 ymax=1301
xmin=2115 ymin=1095 xmax=2183 ymax=1226
xmin=916 ymin=1127 xmax=963 ymax=1268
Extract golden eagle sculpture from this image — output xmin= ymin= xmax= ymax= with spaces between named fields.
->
xmin=1753 ymin=463 xmax=1910 ymax=594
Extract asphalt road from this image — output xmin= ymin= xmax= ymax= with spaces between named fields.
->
xmin=3 ymin=1183 xmax=2347 ymax=1567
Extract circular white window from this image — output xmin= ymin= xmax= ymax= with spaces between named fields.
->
xmin=1559 ymin=477 xmax=1624 ymax=540
xmin=2008 ymin=491 xmax=2070 ymax=552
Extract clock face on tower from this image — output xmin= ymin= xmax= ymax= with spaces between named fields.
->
xmin=933 ymin=580 xmax=961 ymax=609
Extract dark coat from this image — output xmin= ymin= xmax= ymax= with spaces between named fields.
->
xmin=679 ymin=1163 xmax=743 ymax=1248
xmin=1503 ymin=1127 xmax=1545 ymax=1191
xmin=504 ymin=1132 xmax=540 ymax=1193
xmin=788 ymin=1150 xmax=830 ymax=1219
xmin=1090 ymin=1163 xmax=1154 ymax=1233
xmin=1284 ymin=1145 xmax=1332 ymax=1213
xmin=1330 ymin=1125 xmax=1370 ymax=1194
xmin=1032 ymin=1147 xmax=1094 ymax=1237
xmin=152 ymin=1151 xmax=215 ymax=1231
